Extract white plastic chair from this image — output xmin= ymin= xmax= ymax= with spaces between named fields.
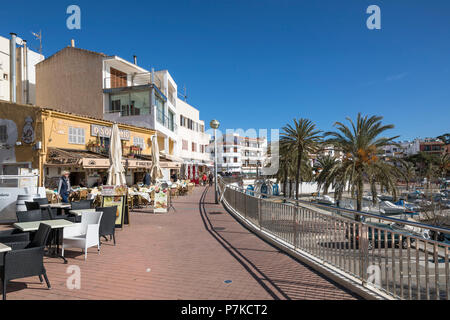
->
xmin=62 ymin=210 xmax=103 ymax=260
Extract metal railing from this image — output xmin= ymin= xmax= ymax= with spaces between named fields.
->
xmin=217 ymin=177 xmax=450 ymax=300
xmin=156 ymin=111 xmax=177 ymax=132
xmin=104 ymin=73 xmax=164 ymax=92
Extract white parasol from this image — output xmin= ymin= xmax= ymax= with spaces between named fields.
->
xmin=107 ymin=124 xmax=126 ymax=186
xmin=150 ymin=135 xmax=163 ymax=181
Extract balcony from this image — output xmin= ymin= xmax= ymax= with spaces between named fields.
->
xmin=156 ymin=111 xmax=177 ymax=133
xmin=104 ymin=72 xmax=164 ymax=92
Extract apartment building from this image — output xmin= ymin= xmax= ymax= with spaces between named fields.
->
xmin=0 ymin=33 xmax=44 ymax=104
xmin=35 ymin=43 xmax=213 ymax=180
xmin=420 ymin=138 xmax=446 ymax=156
xmin=209 ymin=133 xmax=268 ymax=175
xmin=177 ymin=98 xmax=212 ymax=178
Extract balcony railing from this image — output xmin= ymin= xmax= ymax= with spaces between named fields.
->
xmin=104 ymin=72 xmax=164 ymax=93
xmin=156 ymin=111 xmax=177 ymax=133
xmin=218 ymin=177 xmax=450 ymax=300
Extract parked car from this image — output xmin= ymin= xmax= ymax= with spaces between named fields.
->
xmin=427 ymin=230 xmax=450 ymax=243
xmin=346 ymin=223 xmax=416 ymax=250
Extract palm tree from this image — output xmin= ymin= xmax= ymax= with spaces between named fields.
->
xmin=324 ymin=113 xmax=400 ymax=220
xmin=315 ymin=155 xmax=340 ymax=195
xmin=281 ymin=119 xmax=322 ymax=200
xmin=438 ymin=153 xmax=449 ymax=180
xmin=399 ymin=159 xmax=416 ymax=191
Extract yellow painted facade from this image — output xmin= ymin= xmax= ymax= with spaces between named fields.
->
xmin=0 ymin=101 xmax=158 ymax=186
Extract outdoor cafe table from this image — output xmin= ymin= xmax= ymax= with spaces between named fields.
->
xmin=0 ymin=243 xmax=11 ymax=268
xmin=13 ymin=220 xmax=76 ymax=264
xmin=40 ymin=203 xmax=72 ymax=209
xmin=40 ymin=203 xmax=72 ymax=216
xmin=0 ymin=243 xmax=11 ymax=253
xmin=69 ymin=209 xmax=96 ymax=217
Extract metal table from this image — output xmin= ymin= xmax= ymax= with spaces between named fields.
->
xmin=13 ymin=220 xmax=76 ymax=264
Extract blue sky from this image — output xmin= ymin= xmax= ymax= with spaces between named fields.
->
xmin=1 ymin=0 xmax=449 ymax=140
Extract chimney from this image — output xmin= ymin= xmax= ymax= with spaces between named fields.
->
xmin=133 ymin=55 xmax=137 ymax=65
xmin=10 ymin=33 xmax=17 ymax=103
xmin=23 ymin=40 xmax=29 ymax=104
xmin=71 ymin=39 xmax=75 ymax=48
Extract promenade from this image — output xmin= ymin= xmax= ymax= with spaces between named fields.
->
xmin=1 ymin=186 xmax=360 ymax=300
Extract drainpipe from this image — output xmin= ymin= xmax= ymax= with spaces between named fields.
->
xmin=10 ymin=33 xmax=17 ymax=103
xmin=23 ymin=40 xmax=29 ymax=104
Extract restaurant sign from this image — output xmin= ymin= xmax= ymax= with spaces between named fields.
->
xmin=91 ymin=125 xmax=130 ymax=141
xmin=82 ymin=158 xmax=152 ymax=169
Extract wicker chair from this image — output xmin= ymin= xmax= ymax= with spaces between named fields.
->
xmin=79 ymin=190 xmax=89 ymax=200
xmin=1 ymin=223 xmax=52 ymax=300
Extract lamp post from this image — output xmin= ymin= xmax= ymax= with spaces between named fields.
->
xmin=210 ymin=120 xmax=220 ymax=204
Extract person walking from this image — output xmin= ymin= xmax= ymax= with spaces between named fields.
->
xmin=58 ymin=171 xmax=72 ymax=203
xmin=143 ymin=171 xmax=151 ymax=186
xmin=202 ymin=173 xmax=208 ymax=186
xmin=208 ymin=172 xmax=214 ymax=186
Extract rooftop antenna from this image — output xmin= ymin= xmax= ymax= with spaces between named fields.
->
xmin=31 ymin=30 xmax=42 ymax=56
xmin=183 ymin=85 xmax=188 ymax=102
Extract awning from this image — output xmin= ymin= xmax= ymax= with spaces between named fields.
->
xmin=46 ymin=148 xmax=152 ymax=170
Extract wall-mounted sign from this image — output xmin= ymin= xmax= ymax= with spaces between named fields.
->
xmin=82 ymin=158 xmax=152 ymax=169
xmin=22 ymin=116 xmax=35 ymax=144
xmin=91 ymin=125 xmax=130 ymax=141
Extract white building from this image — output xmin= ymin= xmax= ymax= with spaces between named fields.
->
xmin=209 ymin=133 xmax=268 ymax=175
xmin=36 ymin=44 xmax=211 ymax=181
xmin=177 ymin=98 xmax=212 ymax=178
xmin=0 ymin=33 xmax=44 ymax=104
xmin=102 ymin=57 xmax=179 ymax=166
xmin=381 ymin=139 xmax=421 ymax=159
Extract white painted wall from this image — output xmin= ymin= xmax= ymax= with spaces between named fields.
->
xmin=0 ymin=187 xmax=45 ymax=222
xmin=177 ymin=98 xmax=211 ymax=164
xmin=0 ymin=35 xmax=44 ymax=104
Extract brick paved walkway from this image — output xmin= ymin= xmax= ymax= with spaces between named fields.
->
xmin=1 ymin=186 xmax=360 ymax=300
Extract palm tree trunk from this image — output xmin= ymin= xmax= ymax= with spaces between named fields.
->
xmin=282 ymin=166 xmax=288 ymax=196
xmin=356 ymin=177 xmax=363 ymax=221
xmin=296 ymin=149 xmax=303 ymax=200
xmin=289 ymin=179 xmax=292 ymax=198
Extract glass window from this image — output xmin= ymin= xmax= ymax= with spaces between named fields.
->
xmin=133 ymin=137 xmax=145 ymax=150
xmin=110 ymin=91 xmax=150 ymax=116
xmin=156 ymin=95 xmax=165 ymax=124
xmin=168 ymin=111 xmax=175 ymax=131
xmin=69 ymin=127 xmax=85 ymax=145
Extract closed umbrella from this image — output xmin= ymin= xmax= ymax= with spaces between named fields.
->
xmin=150 ymin=135 xmax=163 ymax=182
xmin=107 ymin=124 xmax=126 ymax=186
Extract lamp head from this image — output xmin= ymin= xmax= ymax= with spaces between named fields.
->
xmin=210 ymin=120 xmax=220 ymax=130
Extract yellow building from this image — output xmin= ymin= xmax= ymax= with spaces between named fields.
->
xmin=0 ymin=101 xmax=180 ymax=188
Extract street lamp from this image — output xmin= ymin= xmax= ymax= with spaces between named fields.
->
xmin=210 ymin=119 xmax=220 ymax=204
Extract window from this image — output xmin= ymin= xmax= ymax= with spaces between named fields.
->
xmin=110 ymin=68 xmax=127 ymax=88
xmin=0 ymin=125 xmax=7 ymax=143
xmin=223 ymin=158 xmax=227 ymax=163
xmin=156 ymin=95 xmax=165 ymax=124
xmin=182 ymin=140 xmax=188 ymax=151
xmin=69 ymin=127 xmax=85 ymax=145
xmin=234 ymin=157 xmax=238 ymax=163
xmin=168 ymin=111 xmax=175 ymax=131
xmin=234 ymin=147 xmax=238 ymax=153
xmin=133 ymin=137 xmax=145 ymax=150
xmin=192 ymin=142 xmax=197 ymax=152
